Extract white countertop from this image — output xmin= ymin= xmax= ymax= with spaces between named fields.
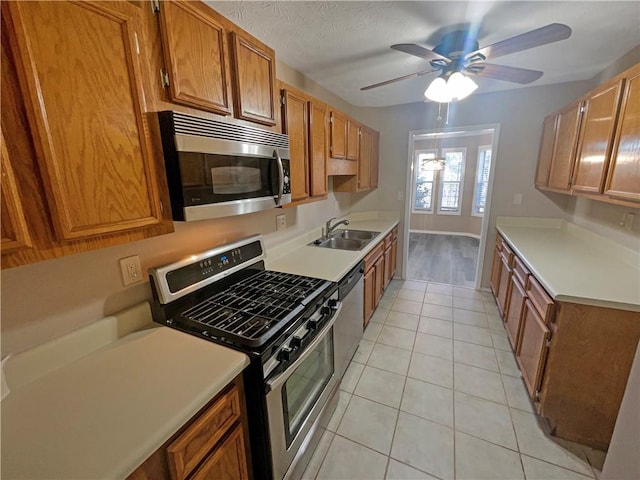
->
xmin=1 ymin=303 xmax=249 ymax=480
xmin=266 ymin=212 xmax=400 ymax=281
xmin=496 ymin=217 xmax=640 ymax=312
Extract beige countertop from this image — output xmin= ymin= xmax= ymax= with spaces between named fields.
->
xmin=1 ymin=303 xmax=249 ymax=480
xmin=496 ymin=217 xmax=640 ymax=312
xmin=266 ymin=212 xmax=400 ymax=281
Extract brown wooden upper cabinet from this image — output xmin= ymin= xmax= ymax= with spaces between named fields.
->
xmin=281 ymin=88 xmax=310 ymax=203
xmin=230 ymin=32 xmax=277 ymax=126
xmin=280 ymin=83 xmax=328 ymax=204
xmin=605 ymin=63 xmax=640 ymax=202
xmin=330 ymin=110 xmax=348 ymax=159
xmin=1 ymin=129 xmax=32 ymax=254
xmin=333 ymin=125 xmax=380 ymax=192
xmin=536 ymin=62 xmax=640 ymax=208
xmin=534 ymin=115 xmax=557 ymax=188
xmin=547 ymin=102 xmax=582 ymax=192
xmin=157 ymin=0 xmax=233 ymax=116
xmin=308 ymin=100 xmax=329 ymax=197
xmin=1 ymin=0 xmax=173 ymax=268
xmin=347 ymin=119 xmax=360 ymax=161
xmin=572 ymin=79 xmax=624 ymax=194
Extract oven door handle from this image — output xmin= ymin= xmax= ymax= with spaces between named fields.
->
xmin=266 ymin=303 xmax=342 ymax=392
xmin=274 ymin=149 xmax=284 ymax=206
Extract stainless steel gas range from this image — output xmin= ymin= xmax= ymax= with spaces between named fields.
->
xmin=149 ymin=235 xmax=342 ymax=480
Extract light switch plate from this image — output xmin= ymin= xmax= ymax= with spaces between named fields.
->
xmin=119 ymin=255 xmax=142 ymax=286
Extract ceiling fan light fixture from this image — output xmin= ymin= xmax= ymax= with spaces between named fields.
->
xmin=424 ymin=71 xmax=478 ymax=103
xmin=424 ymin=76 xmax=452 ymax=103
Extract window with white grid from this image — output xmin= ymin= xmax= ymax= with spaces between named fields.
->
xmin=473 ymin=146 xmax=492 ymax=216
xmin=437 ymin=148 xmax=466 ymax=215
xmin=412 ymin=149 xmax=437 ymax=213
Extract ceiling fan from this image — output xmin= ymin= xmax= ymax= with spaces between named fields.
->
xmin=361 ymin=23 xmax=572 ymax=102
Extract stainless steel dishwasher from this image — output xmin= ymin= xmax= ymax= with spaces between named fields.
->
xmin=334 ymin=261 xmax=364 ymax=380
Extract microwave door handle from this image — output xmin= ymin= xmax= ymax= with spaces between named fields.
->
xmin=274 ymin=149 xmax=284 ymax=205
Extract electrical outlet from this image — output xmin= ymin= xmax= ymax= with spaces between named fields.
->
xmin=276 ymin=214 xmax=286 ymax=231
xmin=119 ymin=255 xmax=142 ymax=286
xmin=624 ymin=212 xmax=635 ymax=231
xmin=513 ymin=193 xmax=523 ymax=205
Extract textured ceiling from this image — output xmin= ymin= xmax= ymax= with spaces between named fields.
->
xmin=208 ymin=1 xmax=640 ymax=107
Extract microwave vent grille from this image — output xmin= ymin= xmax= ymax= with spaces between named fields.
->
xmin=171 ymin=112 xmax=289 ymax=149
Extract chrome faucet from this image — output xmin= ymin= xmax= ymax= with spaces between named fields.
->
xmin=325 ymin=217 xmax=349 ymax=238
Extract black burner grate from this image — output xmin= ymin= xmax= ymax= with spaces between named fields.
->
xmin=180 ymin=270 xmax=327 ymax=340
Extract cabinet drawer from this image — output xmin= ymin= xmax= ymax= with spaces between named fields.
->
xmin=391 ymin=226 xmax=398 ymax=240
xmin=167 ymin=385 xmax=241 ymax=480
xmin=496 ymin=233 xmax=504 ymax=252
xmin=383 ymin=232 xmax=393 ymax=249
xmin=190 ymin=424 xmax=249 ymax=480
xmin=527 ymin=276 xmax=555 ymax=322
xmin=513 ymin=256 xmax=530 ymax=287
xmin=363 ymin=241 xmax=384 ymax=271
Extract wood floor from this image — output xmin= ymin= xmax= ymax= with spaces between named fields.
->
xmin=407 ymin=233 xmax=479 ymax=287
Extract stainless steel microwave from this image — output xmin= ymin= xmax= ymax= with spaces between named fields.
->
xmin=157 ymin=111 xmax=291 ymax=221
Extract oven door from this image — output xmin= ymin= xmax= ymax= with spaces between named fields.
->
xmin=266 ymin=305 xmax=341 ymax=480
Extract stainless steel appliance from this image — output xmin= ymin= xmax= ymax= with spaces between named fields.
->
xmin=334 ymin=261 xmax=364 ymax=379
xmin=157 ymin=111 xmax=291 ymax=221
xmin=149 ymin=236 xmax=340 ymax=480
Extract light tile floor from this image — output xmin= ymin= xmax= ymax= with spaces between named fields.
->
xmin=302 ymin=279 xmax=606 ymax=480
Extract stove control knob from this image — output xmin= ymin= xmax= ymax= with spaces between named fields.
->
xmin=320 ymin=306 xmax=330 ymax=316
xmin=307 ymin=318 xmax=319 ymax=331
xmin=290 ymin=336 xmax=302 ymax=350
xmin=279 ymin=346 xmax=292 ymax=362
xmin=328 ymin=299 xmax=339 ymax=309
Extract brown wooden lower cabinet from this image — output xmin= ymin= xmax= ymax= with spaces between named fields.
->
xmin=492 ymin=231 xmax=640 ymax=450
xmin=516 ymin=299 xmax=551 ymax=398
xmin=363 ymin=226 xmax=398 ymax=329
xmin=504 ymin=274 xmax=526 ymax=349
xmin=128 ymin=376 xmax=250 ymax=480
xmin=496 ymin=249 xmax=513 ymax=316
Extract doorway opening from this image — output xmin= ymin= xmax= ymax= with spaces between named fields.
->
xmin=402 ymin=124 xmax=500 ymax=289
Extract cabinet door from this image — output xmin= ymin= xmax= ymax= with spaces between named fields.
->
xmin=1 ymin=129 xmax=32 ymax=253
xmin=158 ymin=1 xmax=232 ymax=116
xmin=572 ymin=80 xmax=624 ymax=193
xmin=5 ymin=1 xmax=163 ymax=240
xmin=390 ymin=236 xmax=398 ymax=280
xmin=517 ymin=299 xmax=551 ymax=399
xmin=281 ymin=90 xmax=309 ymax=202
xmin=330 ymin=111 xmax=347 ymax=159
xmin=358 ymin=127 xmax=372 ymax=190
xmin=490 ymin=245 xmax=502 ymax=298
xmin=535 ymin=114 xmax=557 ymax=188
xmin=505 ymin=275 xmax=526 ymax=350
xmin=363 ymin=267 xmax=375 ymax=328
xmin=370 ymin=130 xmax=380 ymax=188
xmin=383 ymin=244 xmax=392 ymax=289
xmin=308 ymin=101 xmax=328 ymax=196
xmin=347 ymin=120 xmax=360 ymax=161
xmin=230 ymin=32 xmax=276 ymax=126
xmin=547 ymin=102 xmax=582 ymax=192
xmin=497 ymin=251 xmax=512 ymax=317
xmin=190 ymin=424 xmax=249 ymax=480
xmin=605 ymin=66 xmax=640 ymax=202
xmin=374 ymin=255 xmax=385 ymax=306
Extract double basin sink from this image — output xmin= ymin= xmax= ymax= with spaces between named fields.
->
xmin=309 ymin=229 xmax=380 ymax=251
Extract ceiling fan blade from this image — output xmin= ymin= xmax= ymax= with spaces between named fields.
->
xmin=468 ymin=23 xmax=571 ymax=61
xmin=468 ymin=63 xmax=544 ymax=84
xmin=391 ymin=43 xmax=451 ymax=64
xmin=360 ymin=68 xmax=438 ymax=91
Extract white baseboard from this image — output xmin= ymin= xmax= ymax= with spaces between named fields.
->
xmin=409 ymin=229 xmax=481 ymax=240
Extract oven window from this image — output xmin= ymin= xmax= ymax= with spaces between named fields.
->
xmin=282 ymin=332 xmax=334 ymax=447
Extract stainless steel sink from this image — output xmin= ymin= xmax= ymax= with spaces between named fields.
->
xmin=332 ymin=229 xmax=380 ymax=240
xmin=309 ymin=230 xmax=380 ymax=251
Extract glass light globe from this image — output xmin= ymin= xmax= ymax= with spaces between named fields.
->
xmin=424 ymin=77 xmax=452 ymax=103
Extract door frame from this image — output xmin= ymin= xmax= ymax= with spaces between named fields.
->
xmin=402 ymin=123 xmax=501 ymax=289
